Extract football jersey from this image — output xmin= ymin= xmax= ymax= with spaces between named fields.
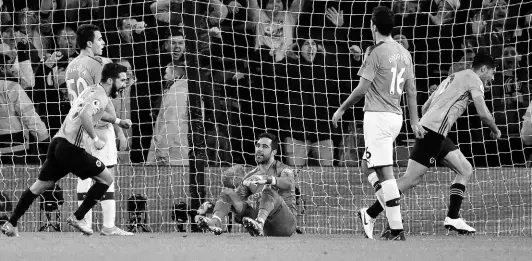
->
xmin=357 ymin=41 xmax=414 ymax=115
xmin=55 ymin=86 xmax=109 ymax=148
xmin=65 ymin=55 xmax=112 ymax=129
xmin=523 ymin=103 xmax=532 ymax=123
xmin=420 ymin=69 xmax=484 ymax=137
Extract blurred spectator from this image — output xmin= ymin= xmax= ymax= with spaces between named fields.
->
xmin=429 ymin=0 xmax=460 ymax=25
xmin=282 ymin=39 xmax=338 ymax=166
xmin=150 ymin=0 xmax=183 ymax=25
xmin=31 ymin=25 xmax=79 ymax=137
xmin=0 ymin=54 xmax=49 ymax=164
xmin=448 ymin=36 xmax=481 ymax=75
xmin=1 ymin=26 xmax=38 ymax=89
xmin=113 ymin=58 xmax=136 ymax=162
xmin=147 ymin=63 xmax=189 ymax=165
xmin=15 ymin=9 xmax=51 ymax=61
xmin=248 ymin=0 xmax=306 ymax=62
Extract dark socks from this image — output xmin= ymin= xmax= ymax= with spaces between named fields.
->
xmin=74 ymin=182 xmax=110 ymax=220
xmin=447 ymin=183 xmax=466 ymax=219
xmin=8 ymin=188 xmax=39 ymax=227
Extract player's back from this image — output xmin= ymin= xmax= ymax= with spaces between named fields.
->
xmin=65 ymin=55 xmax=104 ymax=103
xmin=420 ymin=69 xmax=484 ymax=136
xmin=359 ymin=41 xmax=414 ymax=115
xmin=55 ymin=86 xmax=109 ymax=147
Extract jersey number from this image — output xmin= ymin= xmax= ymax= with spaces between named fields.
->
xmin=390 ymin=67 xmax=405 ymax=95
xmin=66 ymin=78 xmax=89 ymax=104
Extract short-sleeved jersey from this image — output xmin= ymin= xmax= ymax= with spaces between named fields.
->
xmin=357 ymin=41 xmax=414 ymax=115
xmin=65 ymin=55 xmax=110 ymax=129
xmin=55 ymin=86 xmax=109 ymax=148
xmin=420 ymin=69 xmax=484 ymax=137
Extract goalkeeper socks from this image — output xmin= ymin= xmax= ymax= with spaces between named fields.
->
xmin=74 ymin=182 xmax=110 ymax=220
xmin=8 ymin=188 xmax=38 ymax=227
xmin=447 ymin=183 xmax=466 ymax=219
xmin=77 ymin=178 xmax=93 ymax=227
xmin=101 ymin=182 xmax=116 ymax=228
xmin=381 ymin=179 xmax=403 ymax=230
xmin=257 ymin=191 xmax=276 ymax=223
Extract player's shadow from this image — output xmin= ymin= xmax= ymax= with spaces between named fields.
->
xmin=39 ymin=184 xmax=64 ymax=232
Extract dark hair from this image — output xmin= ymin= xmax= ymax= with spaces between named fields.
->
xmin=0 ymin=54 xmax=11 ymax=67
xmin=167 ymin=27 xmax=184 ymax=39
xmin=472 ymin=52 xmax=496 ymax=70
xmin=371 ymin=6 xmax=395 ymax=36
xmin=257 ymin=132 xmax=279 ymax=151
xmin=101 ymin=63 xmax=127 ymax=83
xmin=76 ymin=24 xmax=100 ymax=50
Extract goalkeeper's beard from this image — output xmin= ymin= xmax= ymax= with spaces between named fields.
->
xmin=255 ymin=154 xmax=271 ymax=165
xmin=110 ymin=83 xmax=119 ymax=99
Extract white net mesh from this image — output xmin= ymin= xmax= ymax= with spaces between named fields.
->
xmin=0 ymin=0 xmax=531 ymax=235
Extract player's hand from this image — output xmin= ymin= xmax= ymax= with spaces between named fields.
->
xmin=326 ymin=7 xmax=344 ymax=27
xmin=117 ymin=135 xmax=128 ymax=151
xmin=227 ymin=1 xmax=242 ymax=14
xmin=331 ymin=108 xmax=345 ymax=128
xmin=411 ymin=122 xmax=427 ymax=139
xmin=118 ymin=119 xmax=132 ymax=129
xmin=251 ymin=179 xmax=268 ymax=185
xmin=491 ymin=129 xmax=502 ymax=140
xmin=349 ymin=45 xmax=362 ymax=61
xmin=94 ymin=139 xmax=105 ymax=150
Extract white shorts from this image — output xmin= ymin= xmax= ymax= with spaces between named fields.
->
xmin=85 ymin=123 xmax=118 ymax=166
xmin=362 ymin=111 xmax=402 ymax=168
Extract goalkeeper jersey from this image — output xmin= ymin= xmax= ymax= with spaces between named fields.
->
xmin=420 ymin=69 xmax=484 ymax=137
xmin=55 ymin=86 xmax=109 ymax=148
xmin=357 ymin=40 xmax=414 ymax=115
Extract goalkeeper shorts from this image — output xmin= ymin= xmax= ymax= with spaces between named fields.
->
xmin=409 ymin=127 xmax=458 ymax=167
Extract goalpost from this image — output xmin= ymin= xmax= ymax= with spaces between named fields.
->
xmin=0 ymin=0 xmax=530 ymax=236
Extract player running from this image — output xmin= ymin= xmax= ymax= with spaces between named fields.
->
xmin=197 ymin=133 xmax=297 ymax=237
xmin=360 ymin=53 xmax=501 ymax=238
xmin=332 ymin=6 xmax=424 ymax=241
xmin=1 ymin=63 xmax=131 ymax=237
xmin=65 ymin=24 xmax=132 ymax=236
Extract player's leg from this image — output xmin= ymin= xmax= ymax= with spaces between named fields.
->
xmin=364 ymin=112 xmax=404 ymax=240
xmin=261 ymin=200 xmax=296 ymax=237
xmin=2 ymin=138 xmax=68 ymax=237
xmin=197 ymin=188 xmax=249 ymax=235
xmin=438 ymin=139 xmax=475 ymax=234
xmin=77 ymin=178 xmax=94 ymax=228
xmin=241 ymin=187 xmax=295 ymax=237
xmin=358 ymin=160 xmax=381 ymax=239
xmin=284 ymin=137 xmax=308 ymax=166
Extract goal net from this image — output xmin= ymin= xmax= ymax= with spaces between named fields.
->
xmin=0 ymin=0 xmax=531 ymax=236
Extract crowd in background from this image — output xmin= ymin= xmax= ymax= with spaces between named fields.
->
xmin=0 ymin=0 xmax=531 ymax=168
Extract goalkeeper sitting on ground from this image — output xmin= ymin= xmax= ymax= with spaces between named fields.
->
xmin=197 ymin=132 xmax=297 ymax=237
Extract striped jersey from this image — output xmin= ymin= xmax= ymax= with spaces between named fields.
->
xmin=55 ymin=86 xmax=109 ymax=147
xmin=357 ymin=41 xmax=415 ymax=115
xmin=420 ymin=69 xmax=484 ymax=137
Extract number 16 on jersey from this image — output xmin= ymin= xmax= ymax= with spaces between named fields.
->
xmin=390 ymin=67 xmax=405 ymax=95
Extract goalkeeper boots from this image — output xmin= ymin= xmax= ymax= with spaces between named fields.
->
xmin=196 ymin=216 xmax=223 ymax=235
xmin=101 ymin=226 xmax=134 ymax=236
xmin=385 ymin=230 xmax=406 ymax=241
xmin=1 ymin=222 xmax=20 ymax=237
xmin=242 ymin=217 xmax=264 ymax=236
xmin=444 ymin=217 xmax=476 ymax=235
xmin=358 ymin=208 xmax=376 ymax=239
xmin=67 ymin=215 xmax=94 ymax=236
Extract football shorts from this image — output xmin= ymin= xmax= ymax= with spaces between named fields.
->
xmin=362 ymin=111 xmax=403 ymax=168
xmin=409 ymin=127 xmax=458 ymax=167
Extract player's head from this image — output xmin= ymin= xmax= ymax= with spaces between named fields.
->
xmin=472 ymin=52 xmax=496 ymax=84
xmin=101 ymin=63 xmax=128 ymax=98
xmin=76 ymin=24 xmax=105 ymax=56
xmin=0 ymin=53 xmax=17 ymax=78
xmin=255 ymin=132 xmax=279 ymax=164
xmin=166 ymin=28 xmax=185 ymax=62
xmin=57 ymin=25 xmax=77 ymax=51
xmin=371 ymin=6 xmax=395 ymax=39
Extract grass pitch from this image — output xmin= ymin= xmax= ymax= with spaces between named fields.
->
xmin=0 ymin=232 xmax=531 ymax=261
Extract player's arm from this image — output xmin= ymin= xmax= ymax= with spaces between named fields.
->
xmin=521 ymin=106 xmax=532 ymax=145
xmin=421 ymin=93 xmax=435 ymax=116
xmin=272 ymin=168 xmax=295 ymax=190
xmin=101 ymin=102 xmax=132 ymax=129
xmin=331 ymin=78 xmax=372 ymax=127
xmin=404 ymin=79 xmax=425 ymax=138
xmin=79 ymin=101 xmax=101 ymax=142
xmin=472 ymin=95 xmax=500 ymax=139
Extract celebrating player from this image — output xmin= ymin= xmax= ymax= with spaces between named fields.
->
xmin=360 ymin=53 xmax=500 ymax=238
xmin=65 ymin=24 xmax=132 ymax=236
xmin=332 ymin=6 xmax=424 ymax=241
xmin=196 ymin=133 xmax=297 ymax=237
xmin=1 ymin=63 xmax=131 ymax=237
